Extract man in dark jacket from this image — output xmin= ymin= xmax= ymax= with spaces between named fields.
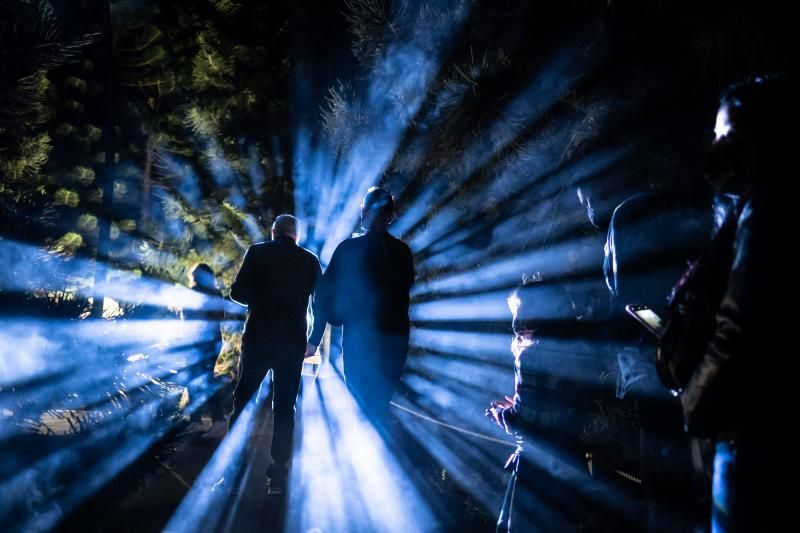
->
xmin=672 ymin=76 xmax=798 ymax=532
xmin=305 ymin=187 xmax=414 ymax=426
xmin=605 ymin=194 xmax=712 ymax=532
xmin=230 ymin=214 xmax=321 ymax=493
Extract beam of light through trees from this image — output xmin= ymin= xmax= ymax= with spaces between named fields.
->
xmin=5 ymin=0 xmax=765 ymax=528
xmin=292 ymin=1 xmax=473 ymax=263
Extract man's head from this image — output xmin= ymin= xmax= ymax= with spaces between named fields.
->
xmin=360 ymin=187 xmax=395 ymax=232
xmin=705 ymin=75 xmax=795 ymax=193
xmin=188 ymin=263 xmax=217 ymax=290
xmin=272 ymin=214 xmax=298 ymax=241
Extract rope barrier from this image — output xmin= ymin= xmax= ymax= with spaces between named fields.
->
xmin=390 ymin=401 xmax=642 ymax=484
xmin=390 ymin=401 xmax=517 ymax=448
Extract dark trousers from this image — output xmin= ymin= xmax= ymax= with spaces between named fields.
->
xmin=230 ymin=339 xmax=304 ymax=472
xmin=342 ymin=327 xmax=408 ymax=426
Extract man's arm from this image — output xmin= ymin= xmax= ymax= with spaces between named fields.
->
xmin=306 ymin=243 xmax=346 ymax=353
xmin=305 ymin=259 xmax=325 ymax=357
xmin=229 ymin=247 xmax=255 ymax=306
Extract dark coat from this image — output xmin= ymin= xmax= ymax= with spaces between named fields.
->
xmin=230 ymin=236 xmax=322 ymax=349
xmin=309 ymin=230 xmax=414 ymax=345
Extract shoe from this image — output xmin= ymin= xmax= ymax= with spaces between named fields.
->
xmin=266 ymin=464 xmax=287 ymax=496
xmin=266 ymin=477 xmax=285 ymax=496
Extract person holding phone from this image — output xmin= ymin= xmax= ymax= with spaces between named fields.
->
xmin=663 ymin=75 xmax=798 ymax=533
xmin=605 ymin=193 xmax=711 ymax=532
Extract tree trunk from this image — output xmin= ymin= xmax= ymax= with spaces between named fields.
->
xmin=91 ymin=0 xmax=115 ymax=318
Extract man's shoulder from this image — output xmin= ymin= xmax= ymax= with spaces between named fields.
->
xmin=343 ymin=233 xmax=364 ymax=244
xmin=345 ymin=232 xmax=412 ymax=257
xmin=386 ymin=233 xmax=413 ymax=255
xmin=333 ymin=234 xmax=362 ymax=252
xmin=330 ymin=232 xmax=411 ymax=258
xmin=258 ymin=240 xmax=320 ymax=261
xmin=348 ymin=231 xmax=410 ymax=246
xmin=246 ymin=240 xmax=293 ymax=261
xmin=391 ymin=233 xmax=411 ymax=248
xmin=243 ymin=241 xmax=270 ymax=257
xmin=297 ymin=245 xmax=321 ymax=265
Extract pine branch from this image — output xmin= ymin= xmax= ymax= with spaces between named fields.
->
xmin=343 ymin=0 xmax=398 ymax=64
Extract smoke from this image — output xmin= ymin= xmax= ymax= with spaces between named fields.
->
xmin=293 ymin=0 xmax=473 ymax=262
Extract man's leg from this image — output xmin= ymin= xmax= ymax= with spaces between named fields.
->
xmin=341 ymin=351 xmax=376 ymax=418
xmin=342 ymin=333 xmax=407 ymax=428
xmin=266 ymin=354 xmax=304 ymax=488
xmin=229 ymin=356 xmax=269 ymax=430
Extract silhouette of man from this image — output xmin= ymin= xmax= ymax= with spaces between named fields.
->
xmin=229 ymin=214 xmax=321 ymax=492
xmin=306 ymin=187 xmax=414 ymax=426
xmin=669 ymin=76 xmax=799 ymax=532
xmin=604 ymin=194 xmax=711 ymax=532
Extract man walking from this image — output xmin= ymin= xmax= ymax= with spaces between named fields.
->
xmin=306 ymin=187 xmax=414 ymax=427
xmin=230 ymin=214 xmax=321 ymax=494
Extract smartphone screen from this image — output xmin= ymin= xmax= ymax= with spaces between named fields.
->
xmin=635 ymin=308 xmax=662 ymax=331
xmin=625 ymin=304 xmax=664 ymax=337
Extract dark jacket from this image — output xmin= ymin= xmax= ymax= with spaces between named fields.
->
xmin=308 ymin=230 xmax=414 ymax=346
xmin=503 ymin=338 xmax=594 ymax=453
xmin=681 ymin=188 xmax=797 ymax=437
xmin=230 ymin=236 xmax=322 ymax=347
xmin=495 ymin=337 xmax=598 ymax=533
